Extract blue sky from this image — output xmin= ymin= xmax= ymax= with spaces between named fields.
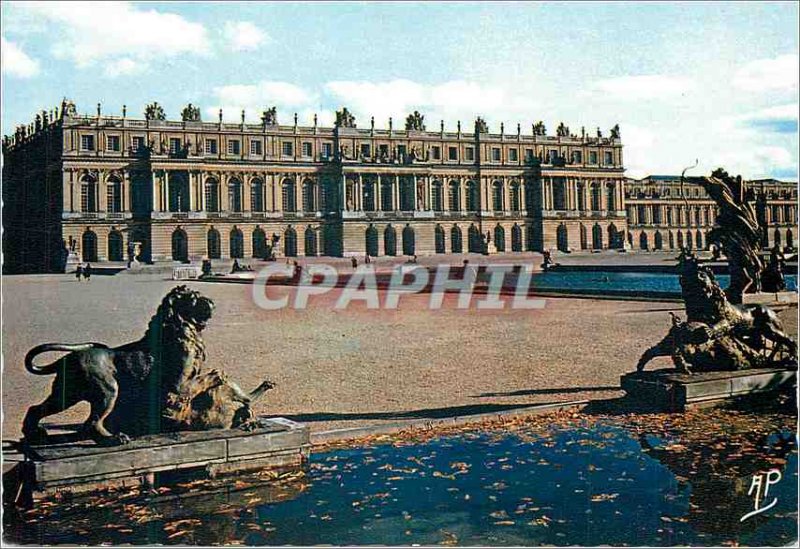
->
xmin=2 ymin=1 xmax=798 ymax=179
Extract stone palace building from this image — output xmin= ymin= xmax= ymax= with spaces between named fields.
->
xmin=2 ymin=100 xmax=796 ymax=272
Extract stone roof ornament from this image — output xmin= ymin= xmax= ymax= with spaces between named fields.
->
xmin=61 ymin=98 xmax=77 ymax=119
xmin=261 ymin=106 xmax=277 ymax=126
xmin=610 ymin=124 xmax=620 ymax=139
xmin=532 ymin=121 xmax=546 ymax=136
xmin=475 ymin=117 xmax=488 ymax=134
xmin=122 ymin=105 xmax=127 ymax=118
xmin=556 ymin=122 xmax=569 ymax=137
xmin=335 ymin=107 xmax=356 ymax=128
xmin=405 ymin=110 xmax=425 ymax=131
xmin=596 ymin=127 xmax=603 ymax=138
xmin=181 ymin=103 xmax=201 ymax=122
xmin=144 ymin=102 xmax=166 ymax=121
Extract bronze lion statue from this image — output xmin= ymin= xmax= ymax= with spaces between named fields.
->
xmin=637 ymin=253 xmax=797 ymax=374
xmin=22 ymin=286 xmax=274 ymax=446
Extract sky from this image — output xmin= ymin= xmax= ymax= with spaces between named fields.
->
xmin=1 ymin=1 xmax=798 ymax=179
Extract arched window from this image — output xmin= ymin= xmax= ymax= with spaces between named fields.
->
xmin=494 ymin=225 xmax=506 ymax=252
xmin=448 ymin=180 xmax=461 ymax=211
xmin=365 ymin=225 xmax=379 ymax=257
xmin=402 ymin=225 xmax=415 ymax=256
xmin=169 ymin=173 xmax=190 ymax=212
xmin=511 ymin=224 xmax=523 ymax=252
xmin=786 ymin=228 xmax=794 ymax=249
xmin=654 ymin=231 xmax=663 ymax=250
xmin=302 ymin=179 xmax=316 ymax=212
xmin=381 ymin=179 xmax=393 ymax=211
xmin=774 ymin=228 xmax=782 ymax=247
xmin=384 ymin=225 xmax=397 ymax=256
xmin=230 ymin=227 xmax=244 ymax=258
xmin=82 ymin=230 xmax=98 ymax=262
xmin=228 ymin=178 xmax=243 ymax=213
xmin=106 ymin=176 xmax=122 ymax=213
xmin=205 ymin=178 xmax=220 ymax=212
xmin=580 ymin=224 xmax=588 ymax=250
xmin=432 ymin=181 xmax=443 ymax=212
xmin=592 ymin=223 xmax=603 ymax=250
xmin=305 ymin=227 xmax=318 ymax=256
xmin=639 ymin=232 xmax=649 ymax=250
xmin=557 ymin=224 xmax=569 ymax=252
xmin=250 ymin=178 xmax=264 ymax=212
xmin=492 ymin=180 xmax=504 ymax=211
xmin=451 ymin=226 xmax=463 ymax=253
xmin=172 ymin=228 xmax=188 ymax=262
xmin=668 ymin=231 xmax=675 ymax=249
xmin=80 ymin=174 xmax=98 ymax=213
xmin=207 ymin=228 xmax=221 ymax=259
xmin=510 ymin=182 xmax=521 ymax=212
xmin=590 ymin=183 xmax=601 ymax=212
xmin=282 ymin=178 xmax=297 ymax=212
xmin=108 ymin=230 xmax=124 ymax=261
xmin=466 ymin=180 xmax=478 ymax=211
xmin=576 ymin=182 xmax=586 ymax=211
xmin=468 ymin=224 xmax=482 ymax=253
xmin=284 ymin=227 xmax=298 ymax=257
xmin=252 ymin=227 xmax=267 ymax=258
xmin=399 ymin=177 xmax=415 ymax=211
xmin=553 ymin=179 xmax=566 ymax=210
xmin=363 ymin=180 xmax=376 ymax=212
xmin=435 ymin=225 xmax=446 ymax=253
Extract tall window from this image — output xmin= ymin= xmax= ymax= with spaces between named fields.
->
xmin=205 ymin=139 xmax=218 ymax=154
xmin=131 ymin=136 xmax=144 ymax=152
xmin=80 ymin=175 xmax=98 ymax=212
xmin=492 ymin=181 xmax=504 ymax=211
xmin=227 ymin=140 xmax=240 ymax=155
xmin=81 ymin=135 xmax=95 ymax=151
xmin=572 ymin=151 xmax=582 ymax=163
xmin=250 ymin=178 xmax=264 ymax=212
xmin=589 ymin=151 xmax=598 ymax=164
xmin=448 ymin=180 xmax=460 ymax=211
xmin=322 ymin=142 xmax=333 ymax=159
xmin=302 ymin=142 xmax=313 ymax=157
xmin=465 ymin=147 xmax=475 ymax=161
xmin=360 ymin=143 xmax=371 ymax=158
xmin=553 ymin=179 xmax=566 ymax=210
xmin=431 ymin=146 xmax=441 ymax=160
xmin=170 ymin=138 xmax=181 ymax=154
xmin=509 ymin=149 xmax=518 ymax=162
xmin=106 ymin=135 xmax=120 ymax=152
xmin=448 ymin=146 xmax=458 ymax=160
xmin=282 ymin=179 xmax=296 ymax=212
xmin=432 ymin=181 xmax=443 ymax=211
xmin=228 ymin=178 xmax=242 ymax=212
xmin=250 ymin=140 xmax=262 ymax=155
xmin=604 ymin=151 xmax=613 ymax=165
xmin=466 ymin=180 xmax=478 ymax=211
xmin=381 ymin=180 xmax=393 ymax=211
xmin=282 ymin=142 xmax=293 ymax=157
xmin=106 ymin=176 xmax=122 ymax=213
xmin=510 ymin=182 xmax=521 ymax=212
xmin=492 ymin=148 xmax=501 ymax=162
xmin=302 ymin=179 xmax=316 ymax=212
xmin=606 ymin=182 xmax=616 ymax=211
xmin=205 ymin=178 xmax=219 ymax=212
xmin=590 ymin=183 xmax=601 ymax=211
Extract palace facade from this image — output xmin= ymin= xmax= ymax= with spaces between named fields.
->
xmin=2 ymin=101 xmax=627 ymax=272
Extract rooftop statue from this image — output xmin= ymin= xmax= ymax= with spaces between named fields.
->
xmin=405 ymin=110 xmax=425 ymax=131
xmin=556 ymin=122 xmax=569 ymax=137
xmin=474 ymin=117 xmax=488 ymax=134
xmin=532 ymin=121 xmax=546 ymax=136
xmin=637 ymin=253 xmax=796 ymax=374
xmin=22 ymin=286 xmax=275 ymax=446
xmin=335 ymin=107 xmax=356 ymax=128
xmin=144 ymin=102 xmax=166 ymax=121
xmin=610 ymin=124 xmax=620 ymax=139
xmin=261 ymin=106 xmax=277 ymax=126
xmin=181 ymin=103 xmax=201 ymax=122
xmin=60 ymin=98 xmax=77 ymax=118
xmin=695 ymin=168 xmax=763 ymax=304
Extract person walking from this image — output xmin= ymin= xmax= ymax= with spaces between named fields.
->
xmin=83 ymin=263 xmax=92 ymax=281
xmin=75 ymin=264 xmax=83 ymax=281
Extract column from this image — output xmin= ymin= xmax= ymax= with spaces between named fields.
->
xmin=152 ymin=171 xmax=160 ymax=212
xmin=412 ymin=174 xmax=418 ymax=210
xmin=357 ymin=174 xmax=363 ymax=211
xmin=164 ymin=170 xmax=171 ymax=212
xmin=520 ymin=180 xmax=527 ymax=213
xmin=295 ymin=173 xmax=303 ymax=212
xmin=243 ymin=175 xmax=251 ymax=212
xmin=341 ymin=174 xmax=347 ymax=210
xmin=376 ymin=174 xmax=382 ymax=211
xmin=394 ymin=174 xmax=400 ymax=211
xmin=599 ymin=179 xmax=607 ymax=214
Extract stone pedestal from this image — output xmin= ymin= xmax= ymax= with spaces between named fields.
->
xmin=621 ymin=368 xmax=797 ymax=411
xmin=65 ymin=252 xmax=81 ymax=273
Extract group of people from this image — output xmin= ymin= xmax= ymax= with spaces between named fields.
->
xmin=74 ymin=263 xmax=93 ymax=281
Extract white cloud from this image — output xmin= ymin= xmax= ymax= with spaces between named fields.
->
xmin=223 ymin=21 xmax=268 ymax=51
xmin=588 ymin=75 xmax=695 ymax=101
xmin=733 ymin=54 xmax=799 ymax=92
xmin=10 ymin=1 xmax=209 ymax=76
xmin=1 ymin=36 xmax=40 ymax=78
xmin=208 ymin=81 xmax=317 ymax=122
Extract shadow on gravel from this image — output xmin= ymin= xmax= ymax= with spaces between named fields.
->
xmin=473 ymin=386 xmax=619 ymax=398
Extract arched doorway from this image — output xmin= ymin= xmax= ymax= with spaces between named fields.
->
xmin=252 ymin=227 xmax=267 ymax=258
xmin=172 ymin=228 xmax=188 ymax=262
xmin=774 ymin=228 xmax=782 ymax=247
xmin=556 ymin=224 xmax=569 ymax=252
xmin=654 ymin=231 xmax=663 ymax=250
xmin=787 ymin=228 xmax=794 ymax=249
xmin=207 ymin=228 xmax=221 ymax=259
xmin=435 ymin=225 xmax=446 ymax=254
xmin=284 ymin=227 xmax=298 ymax=257
xmin=494 ymin=225 xmax=506 ymax=252
xmin=686 ymin=231 xmax=693 ymax=251
xmin=639 ymin=232 xmax=649 ymax=250
xmin=402 ymin=225 xmax=415 ymax=256
xmin=384 ymin=225 xmax=397 ymax=256
xmin=511 ymin=224 xmax=523 ymax=252
xmin=468 ymin=224 xmax=482 ymax=253
xmin=607 ymin=223 xmax=622 ymax=249
xmin=305 ymin=227 xmax=318 ymax=256
xmin=82 ymin=230 xmax=98 ymax=262
xmin=592 ymin=224 xmax=603 ymax=250
xmin=451 ymin=226 xmax=463 ymax=253
xmin=581 ymin=224 xmax=589 ymax=250
xmin=677 ymin=231 xmax=684 ymax=249
xmin=230 ymin=227 xmax=244 ymax=258
xmin=668 ymin=231 xmax=675 ymax=249
xmin=695 ymin=231 xmax=703 ymax=250
xmin=366 ymin=225 xmax=379 ymax=257
xmin=108 ymin=230 xmax=123 ymax=261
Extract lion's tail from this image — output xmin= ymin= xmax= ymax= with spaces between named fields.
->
xmin=24 ymin=343 xmax=109 ymax=375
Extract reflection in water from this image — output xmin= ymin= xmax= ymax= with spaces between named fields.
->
xmin=4 ymin=412 xmax=797 ymax=546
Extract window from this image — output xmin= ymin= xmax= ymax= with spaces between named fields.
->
xmin=205 ymin=139 xmax=218 ymax=154
xmin=548 ymin=149 xmax=558 ymax=163
xmin=572 ymin=151 xmax=582 ymax=163
xmin=379 ymin=144 xmax=389 ymax=158
xmin=106 ymin=135 xmax=120 ymax=152
xmin=302 ymin=142 xmax=312 ymax=157
xmin=360 ymin=143 xmax=371 ymax=158
xmin=131 ymin=136 xmax=144 ymax=152
xmin=106 ymin=177 xmax=122 ymax=212
xmin=465 ymin=147 xmax=475 ymax=161
xmin=509 ymin=148 xmax=518 ymax=162
xmin=604 ymin=151 xmax=613 ymax=165
xmin=397 ymin=144 xmax=407 ymax=158
xmin=227 ymin=139 xmax=240 ymax=155
xmin=431 ymin=146 xmax=441 ymax=160
xmin=170 ymin=138 xmax=182 ymax=154
xmin=322 ymin=142 xmax=333 ymax=159
xmin=250 ymin=139 xmax=262 ymax=155
xmin=492 ymin=147 xmax=501 ymax=162
xmin=589 ymin=151 xmax=598 ymax=164
xmin=282 ymin=141 xmax=293 ymax=157
xmin=81 ymin=135 xmax=95 ymax=151
xmin=448 ymin=146 xmax=458 ymax=160
xmin=525 ymin=149 xmax=534 ymax=161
